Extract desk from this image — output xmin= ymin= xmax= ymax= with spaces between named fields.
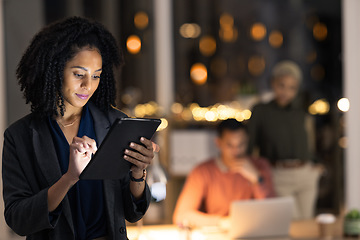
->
xmin=127 ymin=219 xmax=346 ymax=240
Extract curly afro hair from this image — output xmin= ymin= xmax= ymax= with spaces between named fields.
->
xmin=16 ymin=16 xmax=123 ymax=117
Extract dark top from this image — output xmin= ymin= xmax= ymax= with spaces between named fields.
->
xmin=2 ymin=101 xmax=151 ymax=240
xmin=247 ymin=100 xmax=311 ymax=165
xmin=48 ymin=104 xmax=107 ymax=240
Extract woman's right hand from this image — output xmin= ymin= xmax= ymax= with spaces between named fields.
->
xmin=66 ymin=136 xmax=97 ymax=182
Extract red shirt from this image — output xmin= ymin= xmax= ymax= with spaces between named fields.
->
xmin=173 ymin=157 xmax=275 ymax=227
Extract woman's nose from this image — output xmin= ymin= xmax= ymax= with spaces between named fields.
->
xmin=81 ymin=77 xmax=91 ymax=90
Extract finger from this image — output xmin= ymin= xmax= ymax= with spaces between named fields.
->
xmin=129 ymin=142 xmax=153 ymax=157
xmin=82 ymin=135 xmax=98 ymax=152
xmin=70 ymin=142 xmax=88 ymax=154
xmin=73 ymin=136 xmax=97 ymax=154
xmin=140 ymin=137 xmax=153 ymax=150
xmin=152 ymin=142 xmax=160 ymax=153
xmin=124 ymin=149 xmax=153 ymax=164
xmin=124 ymin=155 xmax=149 ymax=170
xmin=72 ymin=137 xmax=90 ymax=150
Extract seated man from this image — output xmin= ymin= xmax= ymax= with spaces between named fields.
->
xmin=173 ymin=119 xmax=275 ymax=228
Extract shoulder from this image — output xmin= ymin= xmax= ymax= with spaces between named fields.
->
xmin=88 ymin=101 xmax=127 ymax=125
xmin=4 ymin=113 xmax=35 ymax=137
xmin=186 ymin=159 xmax=216 ymax=184
xmin=108 ymin=105 xmax=128 ymax=119
xmin=252 ymin=101 xmax=272 ymax=113
xmin=191 ymin=159 xmax=217 ymax=174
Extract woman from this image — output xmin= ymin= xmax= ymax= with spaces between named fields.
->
xmin=2 ymin=17 xmax=157 ymax=240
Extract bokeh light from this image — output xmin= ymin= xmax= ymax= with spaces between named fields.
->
xmin=219 ymin=28 xmax=238 ymax=42
xmin=219 ymin=13 xmax=238 ymax=42
xmin=248 ymin=55 xmax=266 ymax=76
xmin=250 ymin=23 xmax=267 ymax=41
xmin=171 ymin=102 xmax=184 ymax=114
xmin=220 ymin=13 xmax=234 ymax=27
xmin=190 ymin=63 xmax=208 ymax=85
xmin=134 ymin=11 xmax=149 ymax=30
xmin=157 ymin=118 xmax=168 ymax=131
xmin=308 ymin=99 xmax=330 ymax=115
xmin=199 ymin=36 xmax=216 ymax=56
xmin=337 ymin=98 xmax=350 ymax=112
xmin=179 ymin=23 xmax=201 ymax=38
xmin=126 ymin=35 xmax=141 ymax=54
xmin=269 ymin=30 xmax=283 ymax=48
xmin=313 ymin=22 xmax=328 ymax=41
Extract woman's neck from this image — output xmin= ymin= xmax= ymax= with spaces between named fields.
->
xmin=56 ymin=106 xmax=83 ymax=122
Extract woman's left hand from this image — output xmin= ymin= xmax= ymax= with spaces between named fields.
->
xmin=124 ymin=137 xmax=159 ymax=176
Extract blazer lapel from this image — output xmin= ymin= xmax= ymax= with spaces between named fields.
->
xmin=88 ymin=102 xmax=117 ymax=234
xmin=30 ymin=117 xmax=75 ymax=235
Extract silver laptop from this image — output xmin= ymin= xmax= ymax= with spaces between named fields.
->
xmin=229 ymin=197 xmax=294 ymax=239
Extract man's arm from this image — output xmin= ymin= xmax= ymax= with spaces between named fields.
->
xmin=251 ymin=158 xmax=276 ymax=198
xmin=173 ymin=167 xmax=223 ymax=227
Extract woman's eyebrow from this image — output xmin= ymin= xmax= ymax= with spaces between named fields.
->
xmin=71 ymin=66 xmax=102 ymax=72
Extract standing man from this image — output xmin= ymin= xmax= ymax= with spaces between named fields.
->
xmin=248 ymin=60 xmax=321 ymax=220
xmin=173 ymin=119 xmax=274 ymax=228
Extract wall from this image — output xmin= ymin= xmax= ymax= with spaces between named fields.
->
xmin=343 ymin=0 xmax=360 ymax=211
xmin=1 ymin=0 xmax=44 ymax=238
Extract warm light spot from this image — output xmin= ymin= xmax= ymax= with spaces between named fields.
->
xmin=134 ymin=104 xmax=146 ymax=117
xmin=338 ymin=137 xmax=347 ymax=149
xmin=242 ymin=109 xmax=252 ymax=120
xmin=308 ymin=99 xmax=330 ymax=115
xmin=179 ymin=23 xmax=201 ymax=38
xmin=219 ymin=27 xmax=238 ymax=42
xmin=205 ymin=110 xmax=218 ymax=122
xmin=143 ymin=101 xmax=158 ymax=116
xmin=157 ymin=118 xmax=168 ymax=131
xmin=311 ymin=64 xmax=325 ymax=81
xmin=171 ymin=102 xmax=184 ymax=114
xmin=235 ymin=111 xmax=245 ymax=122
xmin=269 ymin=30 xmax=283 ymax=48
xmin=220 ymin=13 xmax=234 ymax=28
xmin=211 ymin=57 xmax=227 ymax=77
xmin=121 ymin=93 xmax=132 ymax=105
xmin=248 ymin=56 xmax=266 ymax=76
xmin=250 ymin=23 xmax=267 ymax=41
xmin=313 ymin=22 xmax=327 ymax=41
xmin=126 ymin=35 xmax=141 ymax=54
xmin=192 ymin=107 xmax=208 ymax=121
xmin=199 ymin=36 xmax=216 ymax=56
xmin=181 ymin=108 xmax=193 ymax=121
xmin=337 ymin=98 xmax=350 ymax=112
xmin=134 ymin=11 xmax=149 ymax=30
xmin=219 ymin=13 xmax=237 ymax=42
xmin=190 ymin=63 xmax=207 ymax=85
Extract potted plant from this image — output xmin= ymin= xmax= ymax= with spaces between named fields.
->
xmin=344 ymin=209 xmax=360 ymax=237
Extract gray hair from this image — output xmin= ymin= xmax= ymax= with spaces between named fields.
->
xmin=271 ymin=60 xmax=302 ymax=83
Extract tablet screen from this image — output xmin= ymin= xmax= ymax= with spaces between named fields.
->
xmin=79 ymin=117 xmax=161 ymax=179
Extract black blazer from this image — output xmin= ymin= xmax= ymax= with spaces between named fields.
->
xmin=2 ymin=102 xmax=151 ymax=240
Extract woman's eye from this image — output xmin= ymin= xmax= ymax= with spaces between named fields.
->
xmin=93 ymin=75 xmax=101 ymax=80
xmin=74 ymin=73 xmax=84 ymax=78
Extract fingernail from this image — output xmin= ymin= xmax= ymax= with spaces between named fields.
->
xmin=141 ymin=137 xmax=145 ymax=141
xmin=125 ymin=149 xmax=129 ymax=154
xmin=130 ymin=143 xmax=135 ymax=147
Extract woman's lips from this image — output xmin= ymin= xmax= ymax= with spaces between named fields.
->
xmin=76 ymin=94 xmax=89 ymax=100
